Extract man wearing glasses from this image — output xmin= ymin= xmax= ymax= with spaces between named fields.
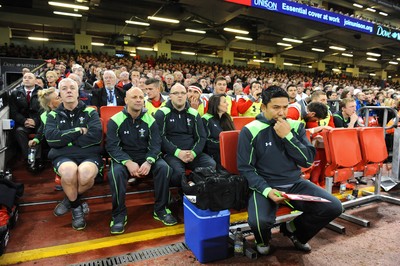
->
xmin=154 ymin=83 xmax=216 ymax=187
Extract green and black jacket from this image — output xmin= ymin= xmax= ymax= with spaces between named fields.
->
xmin=106 ymin=108 xmax=161 ymax=165
xmin=154 ymin=100 xmax=206 ymax=159
xmin=237 ymin=113 xmax=315 ymax=198
xmin=44 ymin=101 xmax=102 ymax=160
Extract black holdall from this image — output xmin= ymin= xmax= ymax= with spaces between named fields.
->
xmin=181 ymin=167 xmax=249 ymax=211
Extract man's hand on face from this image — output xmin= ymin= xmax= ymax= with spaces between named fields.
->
xmin=273 ymin=117 xmax=291 ymax=138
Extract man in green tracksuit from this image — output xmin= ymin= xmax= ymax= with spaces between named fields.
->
xmin=237 ymin=86 xmax=343 ymax=255
xmin=106 ymin=88 xmax=176 ymax=234
xmin=45 ymin=78 xmax=102 ymax=231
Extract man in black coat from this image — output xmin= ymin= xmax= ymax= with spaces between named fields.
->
xmin=91 ymin=70 xmax=125 ymax=110
xmin=9 ymin=72 xmax=42 ymax=171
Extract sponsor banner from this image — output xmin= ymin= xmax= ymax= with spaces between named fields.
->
xmin=225 ymin=0 xmax=374 ymax=34
xmin=374 ymin=25 xmax=400 ymax=41
xmin=0 ymin=57 xmax=43 ymax=74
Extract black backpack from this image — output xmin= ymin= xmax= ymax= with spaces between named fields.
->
xmin=182 ymin=167 xmax=249 ymax=211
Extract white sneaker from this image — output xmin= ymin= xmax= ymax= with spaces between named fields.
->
xmin=256 ymin=243 xmax=270 ymax=255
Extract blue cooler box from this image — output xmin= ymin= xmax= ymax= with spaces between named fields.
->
xmin=183 ymin=196 xmax=230 ymax=263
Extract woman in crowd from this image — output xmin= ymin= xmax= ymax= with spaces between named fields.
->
xmin=28 ymin=87 xmax=62 ymax=172
xmin=45 ymin=71 xmax=58 ymax=88
xmin=202 ymin=94 xmax=235 ymax=167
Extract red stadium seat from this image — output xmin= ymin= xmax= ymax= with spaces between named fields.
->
xmin=219 ymin=130 xmax=293 ymax=216
xmin=324 ymin=128 xmax=363 ymax=192
xmin=357 ymin=127 xmax=388 ymax=177
xmin=232 ymin=116 xmax=255 ymax=130
xmin=100 ymin=106 xmax=124 ymax=134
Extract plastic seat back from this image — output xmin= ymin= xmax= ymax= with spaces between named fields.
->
xmin=232 ymin=116 xmax=255 ymax=130
xmin=219 ymin=130 xmax=240 ymax=175
xmin=358 ymin=127 xmax=388 ymax=164
xmin=100 ymin=106 xmax=124 ymax=134
xmin=324 ymin=128 xmax=362 ymax=182
xmin=328 ymin=128 xmax=362 ymax=168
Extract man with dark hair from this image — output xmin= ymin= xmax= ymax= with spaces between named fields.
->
xmin=187 ymin=83 xmax=206 ymax=116
xmin=237 ymin=86 xmax=342 ymax=255
xmin=9 ymin=72 xmax=43 ymax=172
xmin=204 ymin=76 xmax=238 ymax=116
xmin=145 ymin=78 xmax=168 ymax=116
xmin=237 ymin=81 xmax=262 ymax=117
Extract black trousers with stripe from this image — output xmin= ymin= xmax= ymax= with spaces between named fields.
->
xmin=108 ymin=159 xmax=172 ymax=222
xmin=247 ymin=179 xmax=343 ymax=245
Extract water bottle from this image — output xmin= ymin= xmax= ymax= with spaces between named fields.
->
xmin=28 ymin=148 xmax=36 ymax=166
xmin=339 ymin=182 xmax=346 ymax=194
xmin=234 ymin=228 xmax=244 ymax=257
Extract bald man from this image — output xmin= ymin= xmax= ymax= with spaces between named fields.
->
xmin=106 ymin=88 xmax=176 ymax=234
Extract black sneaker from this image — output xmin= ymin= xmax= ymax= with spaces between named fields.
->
xmin=280 ymin=222 xmax=311 ymax=252
xmin=153 ymin=209 xmax=178 ymax=226
xmin=110 ymin=216 xmax=127 ymax=235
xmin=71 ymin=205 xmax=86 ymax=230
xmin=54 ymin=197 xmax=71 ymax=216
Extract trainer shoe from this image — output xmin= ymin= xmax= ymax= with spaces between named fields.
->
xmin=256 ymin=243 xmax=271 ymax=255
xmin=280 ymin=222 xmax=311 ymax=252
xmin=110 ymin=216 xmax=127 ymax=235
xmin=53 ymin=197 xmax=70 ymax=216
xmin=54 ymin=199 xmax=89 ymax=216
xmin=153 ymin=209 xmax=178 ymax=226
xmin=71 ymin=205 xmax=86 ymax=230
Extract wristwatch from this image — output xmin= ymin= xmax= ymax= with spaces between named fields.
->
xmin=146 ymin=159 xmax=154 ymax=165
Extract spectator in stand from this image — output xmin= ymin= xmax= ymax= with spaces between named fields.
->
xmin=44 ymin=59 xmax=56 ymax=72
xmin=69 ymin=73 xmax=93 ymax=105
xmin=202 ymin=94 xmax=235 ymax=166
xmin=154 ymin=83 xmax=216 ymax=187
xmin=93 ymin=70 xmax=104 ymax=90
xmin=173 ymin=71 xmax=184 ymax=84
xmin=91 ymin=70 xmax=125 ymax=109
xmin=9 ymin=72 xmax=42 ymax=172
xmin=199 ymin=78 xmax=211 ymax=93
xmin=163 ymin=74 xmax=175 ymax=93
xmin=122 ymin=70 xmax=140 ymax=91
xmin=340 ymin=89 xmax=352 ymax=100
xmin=187 ymin=83 xmax=206 ymax=116
xmin=327 ymin=91 xmax=339 ymax=113
xmin=287 ymin=85 xmax=298 ymax=104
xmin=232 ymin=82 xmax=244 ymax=96
xmin=116 ymin=71 xmax=130 ymax=90
xmin=354 ymin=89 xmax=365 ymax=110
xmin=333 ymin=98 xmax=358 ymax=128
xmin=45 ymin=78 xmax=102 ymax=231
xmin=144 ymin=78 xmax=168 ymax=116
xmin=138 ymin=77 xmax=147 ymax=94
xmin=237 ymin=81 xmax=263 ymax=117
xmin=106 ymin=88 xmax=177 ymax=234
xmin=205 ymin=76 xmax=238 ymax=116
xmin=296 ymin=83 xmax=308 ymax=101
xmin=45 ymin=71 xmax=58 ymax=88
xmin=35 ymin=76 xmax=46 ymax=89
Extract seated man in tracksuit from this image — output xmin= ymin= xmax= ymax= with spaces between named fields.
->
xmin=45 ymin=78 xmax=103 ymax=231
xmin=154 ymin=83 xmax=216 ymax=187
xmin=106 ymin=88 xmax=176 ymax=234
xmin=237 ymin=86 xmax=343 ymax=255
